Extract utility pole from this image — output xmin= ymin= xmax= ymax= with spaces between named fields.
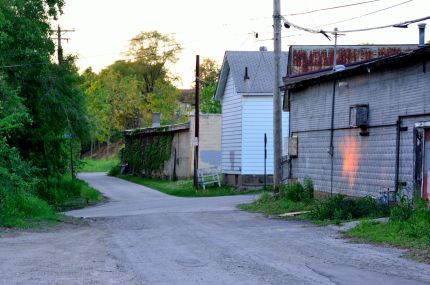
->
xmin=193 ymin=55 xmax=200 ymax=189
xmin=273 ymin=0 xmax=282 ymax=194
xmin=52 ymin=25 xmax=74 ymax=65
xmin=329 ymin=27 xmax=339 ymax=196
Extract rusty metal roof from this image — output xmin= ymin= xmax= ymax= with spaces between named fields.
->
xmin=287 ymin=44 xmax=417 ymax=76
xmin=283 ymin=46 xmax=430 ymax=91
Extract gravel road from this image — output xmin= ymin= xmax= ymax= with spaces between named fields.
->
xmin=1 ymin=172 xmax=429 ymax=285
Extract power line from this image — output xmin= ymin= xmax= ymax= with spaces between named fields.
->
xmin=0 ymin=59 xmax=72 ymax=69
xmin=285 ymin=0 xmax=383 ymax=17
xmin=0 ymin=61 xmax=52 ymax=69
xmin=312 ymin=0 xmax=415 ymax=29
xmin=338 ymin=15 xmax=430 ymax=33
xmin=282 ymin=15 xmax=430 ymax=36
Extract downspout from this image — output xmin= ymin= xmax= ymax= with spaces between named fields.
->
xmin=287 ymin=90 xmax=293 ymax=180
xmin=329 ymin=80 xmax=336 ymax=196
xmin=395 ymin=118 xmax=401 ymax=193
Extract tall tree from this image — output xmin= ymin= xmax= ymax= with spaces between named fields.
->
xmin=126 ymin=31 xmax=182 ymax=93
xmin=198 ymin=58 xmax=221 ymax=114
xmin=0 ymin=0 xmax=89 ymax=176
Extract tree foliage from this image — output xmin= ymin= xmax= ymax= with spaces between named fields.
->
xmin=0 ymin=0 xmax=89 ymax=181
xmin=83 ymin=31 xmax=184 ymax=151
xmin=127 ymin=31 xmax=182 ymax=93
xmin=199 ymin=58 xmax=221 ymax=114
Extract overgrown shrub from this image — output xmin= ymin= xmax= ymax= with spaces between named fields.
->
xmin=0 ymin=189 xmax=56 ymax=227
xmin=309 ymin=194 xmax=389 ymax=222
xmin=280 ymin=178 xmax=314 ymax=202
xmin=108 ymin=164 xmax=121 ymax=176
xmin=36 ymin=177 xmax=100 ymax=211
xmin=390 ymin=196 xmax=414 ymax=222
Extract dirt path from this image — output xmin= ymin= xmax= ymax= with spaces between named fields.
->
xmin=1 ymin=173 xmax=429 ymax=285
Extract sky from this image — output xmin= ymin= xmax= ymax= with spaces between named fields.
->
xmin=57 ymin=0 xmax=429 ymax=88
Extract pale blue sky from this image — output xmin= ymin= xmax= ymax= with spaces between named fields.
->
xmin=57 ymin=0 xmax=429 ymax=88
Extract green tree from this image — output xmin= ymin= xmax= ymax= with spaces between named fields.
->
xmin=200 ymin=58 xmax=220 ymax=85
xmin=127 ymin=31 xmax=182 ymax=93
xmin=0 ymin=0 xmax=89 ymax=177
xmin=199 ymin=58 xmax=221 ymax=114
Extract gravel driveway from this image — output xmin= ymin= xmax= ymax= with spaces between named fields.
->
xmin=1 ymin=172 xmax=429 ymax=285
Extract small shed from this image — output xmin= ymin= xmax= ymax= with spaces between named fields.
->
xmin=214 ymin=50 xmax=289 ymax=188
xmin=123 ymin=114 xmax=221 ymax=179
xmin=283 ymin=46 xmax=430 ymax=200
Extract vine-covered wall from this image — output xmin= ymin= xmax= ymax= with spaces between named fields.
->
xmin=124 ymin=133 xmax=174 ymax=177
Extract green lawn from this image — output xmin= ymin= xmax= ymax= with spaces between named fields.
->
xmin=346 ymin=203 xmax=430 ymax=262
xmin=79 ymin=158 xmax=119 ymax=172
xmin=117 ymin=175 xmax=263 ymax=197
xmin=1 ymin=177 xmax=101 ymax=228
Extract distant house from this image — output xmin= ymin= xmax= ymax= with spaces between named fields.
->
xmin=214 ymin=49 xmax=289 ymax=188
xmin=179 ymin=89 xmax=194 ymax=110
xmin=283 ymin=46 xmax=430 ymax=200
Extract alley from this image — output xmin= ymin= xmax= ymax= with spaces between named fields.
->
xmin=1 ymin=173 xmax=429 ymax=285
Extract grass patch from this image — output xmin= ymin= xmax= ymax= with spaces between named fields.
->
xmin=36 ymin=177 xmax=101 ymax=211
xmin=346 ymin=199 xmax=430 ymax=261
xmin=240 ymin=179 xmax=389 ymax=224
xmin=239 ymin=192 xmax=312 ymax=215
xmin=79 ymin=157 xmax=119 ymax=173
xmin=0 ymin=190 xmax=57 ymax=228
xmin=117 ymin=175 xmax=262 ymax=197
xmin=239 ymin=180 xmax=314 ymax=216
xmin=308 ymin=194 xmax=389 ymax=224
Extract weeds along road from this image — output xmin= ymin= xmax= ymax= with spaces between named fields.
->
xmin=1 ymin=173 xmax=430 ymax=285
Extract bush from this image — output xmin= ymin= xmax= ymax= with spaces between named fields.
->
xmin=0 ymin=189 xmax=56 ymax=227
xmin=36 ymin=177 xmax=100 ymax=211
xmin=280 ymin=178 xmax=314 ymax=203
xmin=108 ymin=164 xmax=121 ymax=176
xmin=309 ymin=194 xmax=389 ymax=222
xmin=390 ymin=196 xmax=414 ymax=222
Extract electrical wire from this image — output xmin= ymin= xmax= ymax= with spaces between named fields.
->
xmin=285 ymin=0 xmax=383 ymax=16
xmin=283 ymin=15 xmax=430 ymax=35
xmin=313 ymin=0 xmax=415 ymax=29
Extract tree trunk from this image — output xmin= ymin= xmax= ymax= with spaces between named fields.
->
xmin=106 ymin=139 xmax=110 ymax=159
xmin=90 ymin=141 xmax=93 ymax=159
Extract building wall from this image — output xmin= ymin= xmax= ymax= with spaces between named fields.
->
xmin=189 ymin=114 xmax=222 ymax=170
xmin=168 ymin=130 xmax=192 ymax=179
xmin=289 ymin=61 xmax=430 ymax=198
xmin=242 ymin=96 xmax=289 ymax=175
xmin=221 ymin=71 xmax=242 ymax=174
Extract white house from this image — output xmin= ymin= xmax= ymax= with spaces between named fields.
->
xmin=214 ymin=49 xmax=289 ymax=187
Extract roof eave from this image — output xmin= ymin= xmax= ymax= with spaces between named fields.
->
xmin=213 ymin=54 xmax=230 ymax=100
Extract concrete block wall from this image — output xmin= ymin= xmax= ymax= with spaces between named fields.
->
xmin=189 ymin=114 xmax=222 ymax=170
xmin=289 ymin=60 xmax=430 ymax=198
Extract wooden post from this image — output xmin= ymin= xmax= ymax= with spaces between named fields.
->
xmin=193 ymin=55 xmax=200 ymax=189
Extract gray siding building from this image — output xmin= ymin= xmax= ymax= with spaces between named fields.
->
xmin=283 ymin=46 xmax=430 ymax=200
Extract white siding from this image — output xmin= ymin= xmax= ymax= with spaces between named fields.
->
xmin=221 ymin=72 xmax=242 ymax=174
xmin=241 ymin=96 xmax=289 ymax=175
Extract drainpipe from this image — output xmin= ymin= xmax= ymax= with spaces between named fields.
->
xmin=329 ymin=80 xmax=336 ymax=196
xmin=418 ymin=23 xmax=426 ymax=48
xmin=395 ymin=118 xmax=401 ymax=193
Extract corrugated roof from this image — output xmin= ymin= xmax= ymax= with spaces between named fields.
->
xmin=214 ymin=50 xmax=288 ymax=99
xmin=283 ymin=46 xmax=430 ymax=91
xmin=124 ymin=122 xmax=190 ymax=137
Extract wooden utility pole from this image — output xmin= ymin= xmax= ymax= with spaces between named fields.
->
xmin=273 ymin=0 xmax=283 ymax=193
xmin=52 ymin=25 xmax=74 ymax=65
xmin=193 ymin=55 xmax=200 ymax=189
